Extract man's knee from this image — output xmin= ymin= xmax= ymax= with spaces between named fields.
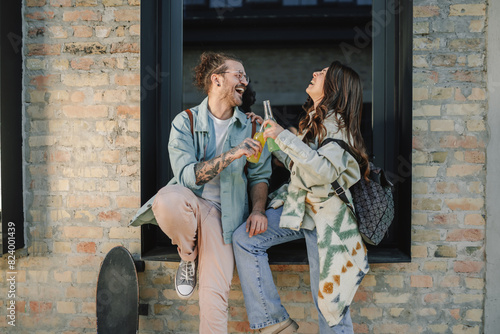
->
xmin=153 ymin=185 xmax=192 ymax=213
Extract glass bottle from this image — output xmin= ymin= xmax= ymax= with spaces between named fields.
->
xmin=263 ymin=100 xmax=281 ymax=152
xmin=246 ymin=121 xmax=266 ymax=163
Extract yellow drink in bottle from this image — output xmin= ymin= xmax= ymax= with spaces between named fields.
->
xmin=246 ymin=131 xmax=266 ymax=163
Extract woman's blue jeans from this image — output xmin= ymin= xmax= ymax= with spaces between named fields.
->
xmin=233 ymin=207 xmax=354 ymax=333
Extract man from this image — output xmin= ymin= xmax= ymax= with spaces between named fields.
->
xmin=131 ymin=52 xmax=271 ymax=333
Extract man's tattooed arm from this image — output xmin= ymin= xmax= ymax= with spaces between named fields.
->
xmin=194 ymin=148 xmax=236 ymax=186
xmin=194 ymin=138 xmax=261 ymax=186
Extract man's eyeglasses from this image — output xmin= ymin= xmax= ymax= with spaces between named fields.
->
xmin=221 ymin=71 xmax=249 ymax=83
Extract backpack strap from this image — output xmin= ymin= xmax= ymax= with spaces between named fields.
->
xmin=185 ymin=109 xmax=194 ymax=136
xmin=321 ymin=138 xmax=356 ymax=160
xmin=321 ymin=138 xmax=355 ymax=212
xmin=331 ymin=179 xmax=354 ymax=212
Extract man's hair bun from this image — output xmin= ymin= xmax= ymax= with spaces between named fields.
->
xmin=193 ymin=52 xmax=242 ymax=94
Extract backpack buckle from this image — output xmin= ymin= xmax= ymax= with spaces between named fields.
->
xmin=333 ymin=184 xmax=345 ymax=196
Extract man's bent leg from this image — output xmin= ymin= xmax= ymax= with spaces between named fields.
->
xmin=152 ymin=185 xmax=201 ymax=262
xmin=198 ymin=202 xmax=234 ymax=334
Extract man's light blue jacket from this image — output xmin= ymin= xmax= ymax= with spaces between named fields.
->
xmin=129 ymin=97 xmax=272 ymax=244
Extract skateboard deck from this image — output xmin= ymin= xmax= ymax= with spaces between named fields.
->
xmin=96 ymin=246 xmax=139 ymax=334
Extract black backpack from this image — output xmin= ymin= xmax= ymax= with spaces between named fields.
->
xmin=321 ymin=138 xmax=395 ymax=245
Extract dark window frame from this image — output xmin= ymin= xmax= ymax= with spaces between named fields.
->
xmin=0 ymin=1 xmax=24 ymax=254
xmin=139 ymin=0 xmax=412 ymax=263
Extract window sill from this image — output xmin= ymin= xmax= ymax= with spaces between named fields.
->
xmin=140 ymin=237 xmax=410 ymax=264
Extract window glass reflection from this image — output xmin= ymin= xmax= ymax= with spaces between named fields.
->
xmin=283 ymin=0 xmax=317 ymax=6
xmin=209 ymin=0 xmax=243 ymax=8
xmin=182 ymin=0 xmax=373 ymax=161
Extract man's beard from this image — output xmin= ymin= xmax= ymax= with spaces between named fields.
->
xmin=220 ymin=88 xmax=242 ymax=107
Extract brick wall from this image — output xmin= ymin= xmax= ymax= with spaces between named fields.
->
xmin=405 ymin=2 xmax=487 ymax=333
xmin=4 ymin=0 xmax=142 ymax=331
xmin=0 ymin=0 xmax=489 ymax=333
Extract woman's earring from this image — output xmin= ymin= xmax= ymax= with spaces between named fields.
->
xmin=217 ymin=82 xmax=220 ymax=87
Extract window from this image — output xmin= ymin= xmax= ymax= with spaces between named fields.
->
xmin=0 ymin=1 xmax=24 ymax=254
xmin=283 ymin=0 xmax=317 ymax=6
xmin=140 ymin=0 xmax=411 ymax=263
xmin=209 ymin=0 xmax=243 ymax=8
xmin=185 ymin=0 xmax=206 ymax=5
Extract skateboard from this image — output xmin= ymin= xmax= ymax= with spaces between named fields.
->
xmin=96 ymin=246 xmax=146 ymax=334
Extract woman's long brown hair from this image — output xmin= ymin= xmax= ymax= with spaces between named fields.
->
xmin=298 ymin=60 xmax=370 ymax=179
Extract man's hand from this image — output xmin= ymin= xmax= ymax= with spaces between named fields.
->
xmin=246 ymin=210 xmax=268 ymax=237
xmin=232 ymin=138 xmax=263 ymax=160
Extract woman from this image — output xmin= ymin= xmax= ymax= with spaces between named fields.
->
xmin=233 ymin=61 xmax=370 ymax=334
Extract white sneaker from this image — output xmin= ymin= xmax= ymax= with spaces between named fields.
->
xmin=175 ymin=260 xmax=196 ymax=299
xmin=258 ymin=318 xmax=299 ymax=334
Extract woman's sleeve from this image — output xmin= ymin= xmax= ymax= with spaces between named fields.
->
xmin=272 ymin=149 xmax=292 ymax=170
xmin=275 ymin=130 xmax=360 ymax=189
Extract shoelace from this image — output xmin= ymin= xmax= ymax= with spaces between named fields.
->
xmin=180 ymin=261 xmax=195 ymax=283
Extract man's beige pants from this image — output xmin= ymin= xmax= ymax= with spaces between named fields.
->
xmin=152 ymin=185 xmax=235 ymax=334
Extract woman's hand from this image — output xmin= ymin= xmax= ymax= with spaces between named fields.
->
xmin=263 ymin=119 xmax=284 ymax=140
xmin=245 ymin=112 xmax=263 ymax=124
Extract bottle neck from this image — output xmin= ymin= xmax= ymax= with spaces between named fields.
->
xmin=263 ymin=100 xmax=273 ymax=121
xmin=264 ymin=109 xmax=275 ymax=121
